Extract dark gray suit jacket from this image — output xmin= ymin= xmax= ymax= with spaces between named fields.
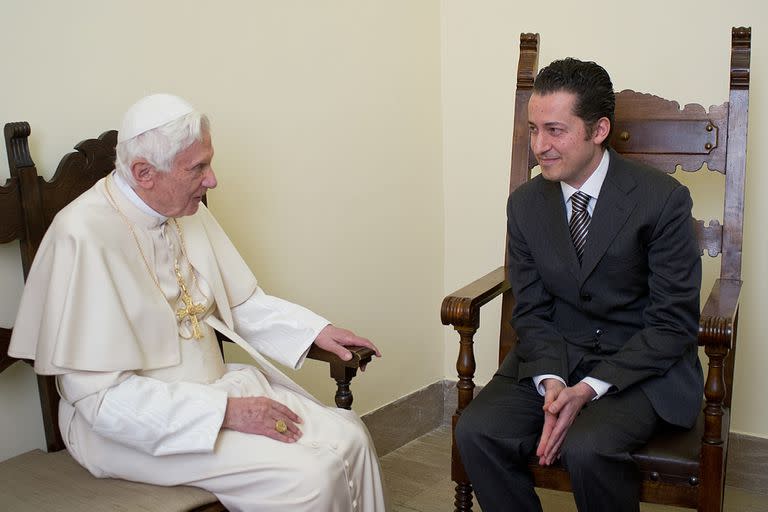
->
xmin=499 ymin=149 xmax=703 ymax=428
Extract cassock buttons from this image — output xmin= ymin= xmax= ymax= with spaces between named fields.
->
xmin=581 ymin=293 xmax=592 ymax=302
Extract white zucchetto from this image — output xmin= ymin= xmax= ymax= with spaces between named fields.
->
xmin=118 ymin=93 xmax=195 ymax=142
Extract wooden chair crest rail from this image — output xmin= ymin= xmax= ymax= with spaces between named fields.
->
xmin=0 ymin=122 xmax=374 ymax=511
xmin=441 ymin=27 xmax=750 ymax=512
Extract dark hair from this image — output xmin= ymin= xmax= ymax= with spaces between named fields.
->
xmin=533 ymin=58 xmax=615 ymax=149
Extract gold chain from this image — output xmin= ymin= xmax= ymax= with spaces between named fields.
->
xmin=103 ymin=175 xmax=207 ymax=339
xmin=170 ymin=219 xmax=206 ymax=339
xmin=170 ymin=219 xmax=207 ymax=302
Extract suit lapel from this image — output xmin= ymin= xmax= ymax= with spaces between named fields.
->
xmin=538 ymin=180 xmax=582 ymax=279
xmin=579 ymin=153 xmax=638 ymax=281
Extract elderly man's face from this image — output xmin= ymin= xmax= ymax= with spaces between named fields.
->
xmin=151 ymin=133 xmax=217 ymax=217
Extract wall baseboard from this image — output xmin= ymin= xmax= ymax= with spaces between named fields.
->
xmin=363 ymin=379 xmax=768 ymax=496
xmin=361 ymin=380 xmax=445 ymax=456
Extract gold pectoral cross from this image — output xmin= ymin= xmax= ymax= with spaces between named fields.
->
xmin=177 ymin=292 xmax=206 ymax=339
xmin=174 ymin=260 xmax=206 ymax=339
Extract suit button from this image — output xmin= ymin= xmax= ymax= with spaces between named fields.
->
xmin=581 ymin=294 xmax=592 ymax=302
xmin=595 ymin=328 xmax=603 ymax=338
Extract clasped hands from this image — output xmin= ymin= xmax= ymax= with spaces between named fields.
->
xmin=223 ymin=325 xmax=381 ymax=443
xmin=536 ymin=378 xmax=596 ymax=465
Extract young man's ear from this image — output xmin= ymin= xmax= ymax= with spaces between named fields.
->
xmin=130 ymin=160 xmax=155 ymax=190
xmin=591 ymin=117 xmax=611 ymax=146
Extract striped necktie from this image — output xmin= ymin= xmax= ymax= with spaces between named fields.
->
xmin=569 ymin=191 xmax=591 ymax=263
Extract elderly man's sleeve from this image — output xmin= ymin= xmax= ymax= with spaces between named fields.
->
xmin=58 ymin=371 xmax=228 ymax=456
xmin=231 ymin=287 xmax=330 ymax=370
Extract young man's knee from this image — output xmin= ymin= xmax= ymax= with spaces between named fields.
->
xmin=560 ymin=438 xmax=598 ymax=470
xmin=560 ymin=429 xmax=624 ymax=471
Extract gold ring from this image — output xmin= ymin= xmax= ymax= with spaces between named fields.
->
xmin=275 ymin=419 xmax=288 ymax=434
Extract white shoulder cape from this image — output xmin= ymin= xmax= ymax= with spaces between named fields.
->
xmin=9 ymin=177 xmax=257 ymax=375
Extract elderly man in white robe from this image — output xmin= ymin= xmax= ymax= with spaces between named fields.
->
xmin=9 ymin=94 xmax=386 ymax=512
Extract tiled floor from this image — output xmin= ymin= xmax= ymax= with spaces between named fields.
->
xmin=380 ymin=424 xmax=768 ymax=512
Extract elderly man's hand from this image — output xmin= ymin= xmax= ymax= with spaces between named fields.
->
xmin=313 ymin=325 xmax=381 ymax=370
xmin=222 ymin=396 xmax=302 ymax=442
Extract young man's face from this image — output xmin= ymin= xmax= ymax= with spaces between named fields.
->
xmin=149 ymin=133 xmax=218 ymax=217
xmin=527 ymin=91 xmax=609 ymax=189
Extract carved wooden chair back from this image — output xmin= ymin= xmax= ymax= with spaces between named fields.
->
xmin=443 ymin=27 xmax=750 ymax=512
xmin=1 ymin=123 xmax=118 ymax=451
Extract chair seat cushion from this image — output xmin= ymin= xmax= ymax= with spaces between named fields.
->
xmin=0 ymin=449 xmax=220 ymax=512
xmin=633 ymin=407 xmax=729 ymax=485
xmin=529 ymin=408 xmax=729 ymax=488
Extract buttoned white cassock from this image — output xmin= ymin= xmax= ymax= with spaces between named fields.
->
xmin=9 ymin=94 xmax=386 ymax=511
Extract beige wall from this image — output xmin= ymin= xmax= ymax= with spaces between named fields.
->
xmin=442 ymin=1 xmax=768 ymax=438
xmin=0 ymin=0 xmax=444 ymax=461
xmin=2 ymin=0 xmax=767 ymax=463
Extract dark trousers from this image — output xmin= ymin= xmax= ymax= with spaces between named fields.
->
xmin=454 ymin=374 xmax=659 ymax=512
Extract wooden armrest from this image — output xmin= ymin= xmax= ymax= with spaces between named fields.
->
xmin=699 ymin=278 xmax=742 ymax=348
xmin=215 ymin=330 xmax=374 ymax=409
xmin=306 ymin=345 xmax=375 ymax=369
xmin=441 ymin=266 xmax=510 ymax=328
xmin=307 ymin=345 xmax=375 ymax=410
xmin=699 ymin=278 xmax=741 ymax=444
xmin=215 ymin=330 xmax=374 ymax=369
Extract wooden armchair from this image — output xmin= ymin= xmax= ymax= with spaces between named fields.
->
xmin=0 ymin=122 xmax=375 ymax=511
xmin=441 ymin=27 xmax=750 ymax=512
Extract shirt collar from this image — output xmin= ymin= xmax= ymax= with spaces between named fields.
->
xmin=561 ymin=149 xmax=610 ymax=202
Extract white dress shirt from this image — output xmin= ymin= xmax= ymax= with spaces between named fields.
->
xmin=533 ymin=150 xmax=613 ymax=400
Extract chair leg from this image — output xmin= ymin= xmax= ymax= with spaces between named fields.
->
xmin=330 ymin=363 xmax=357 ymax=410
xmin=700 ymin=341 xmax=729 ymax=512
xmin=698 ymin=443 xmax=725 ymax=512
xmin=452 ymin=325 xmax=479 ymax=512
xmin=454 ymin=482 xmax=474 ymax=512
xmin=452 ymin=414 xmax=474 ymax=511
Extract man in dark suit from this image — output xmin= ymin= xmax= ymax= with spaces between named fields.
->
xmin=454 ymin=58 xmax=703 ymax=512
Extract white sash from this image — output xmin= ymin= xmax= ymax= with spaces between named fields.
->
xmin=205 ymin=316 xmax=322 ymax=406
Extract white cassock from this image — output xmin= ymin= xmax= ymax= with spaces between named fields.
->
xmin=9 ymin=172 xmax=386 ymax=512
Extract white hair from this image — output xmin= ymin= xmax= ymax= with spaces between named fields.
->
xmin=115 ymin=111 xmax=210 ymax=185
